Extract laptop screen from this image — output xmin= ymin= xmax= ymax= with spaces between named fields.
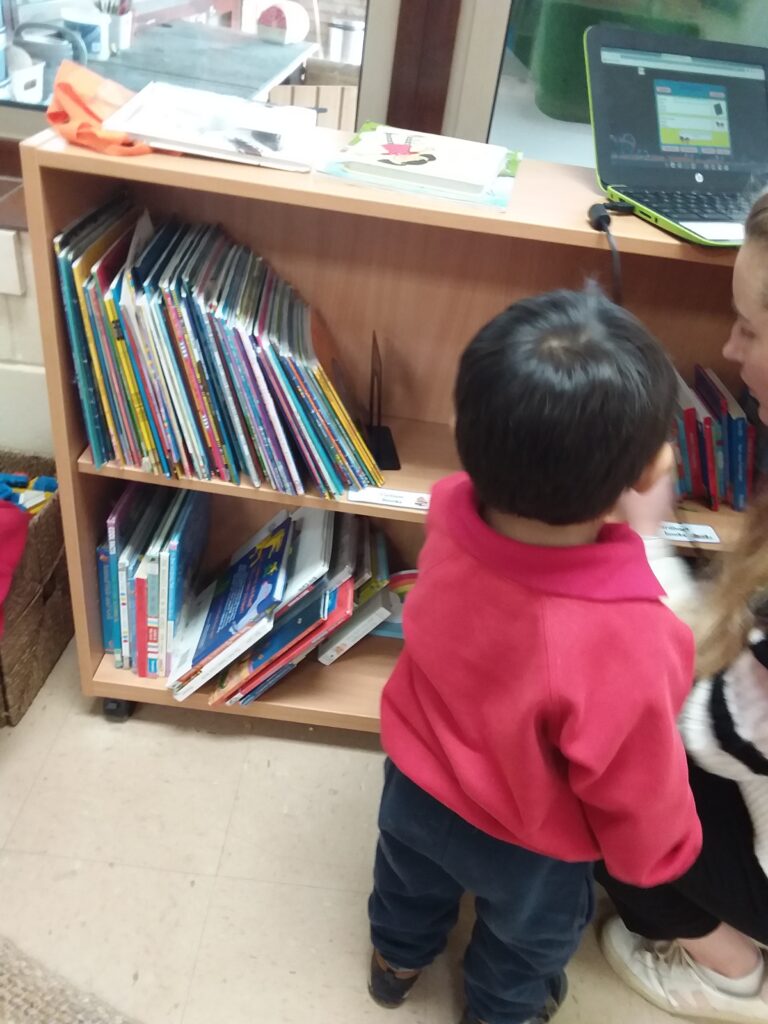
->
xmin=596 ymin=44 xmax=768 ymax=188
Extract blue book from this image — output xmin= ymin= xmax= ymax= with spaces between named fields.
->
xmin=96 ymin=539 xmax=116 ymax=653
xmin=674 ymin=412 xmax=692 ymax=497
xmin=53 ymin=200 xmax=131 ymax=467
xmin=55 ymin=242 xmax=112 ymax=466
xmin=159 ymin=491 xmax=210 ymax=678
xmin=170 ymin=513 xmax=293 ymax=700
xmin=695 ymin=365 xmax=730 ymax=501
xmin=702 ymin=370 xmax=749 ymax=511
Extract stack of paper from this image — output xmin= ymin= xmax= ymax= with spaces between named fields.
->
xmin=104 ymin=82 xmax=320 ymax=172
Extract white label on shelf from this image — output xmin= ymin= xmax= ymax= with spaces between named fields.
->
xmin=661 ymin=521 xmax=720 ymax=545
xmin=348 ymin=487 xmax=431 ymax=512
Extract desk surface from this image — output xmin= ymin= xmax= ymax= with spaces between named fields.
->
xmin=23 ymin=133 xmax=739 ymax=267
xmin=91 ymin=23 xmax=316 ymax=100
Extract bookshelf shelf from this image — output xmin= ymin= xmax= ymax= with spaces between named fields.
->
xmin=76 ymin=417 xmax=459 ymax=525
xmin=21 ymin=131 xmax=741 ymax=733
xmin=91 ymin=637 xmax=397 ymax=733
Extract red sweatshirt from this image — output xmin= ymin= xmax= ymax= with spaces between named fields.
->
xmin=0 ymin=500 xmax=28 ymax=637
xmin=381 ymin=474 xmax=702 ymax=887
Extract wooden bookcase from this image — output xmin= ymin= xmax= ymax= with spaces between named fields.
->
xmin=21 ymin=131 xmax=739 ymax=732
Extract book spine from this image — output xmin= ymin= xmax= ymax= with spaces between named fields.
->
xmin=177 ymin=290 xmax=238 ymax=482
xmin=259 ymin=336 xmax=330 ymax=495
xmin=117 ymin=295 xmax=174 ymax=476
xmin=747 ymin=422 xmax=757 ymax=501
xmin=85 ymin=284 xmax=134 ymax=466
xmin=158 ymin=546 xmax=171 ymax=678
xmin=133 ymin=290 xmax=190 ymax=476
xmin=683 ymin=407 xmax=705 ymax=497
xmin=147 ymin=556 xmax=160 ymax=677
xmin=76 ymin=273 xmax=124 ymax=465
xmin=730 ymin=416 xmax=748 ymax=512
xmin=700 ymin=418 xmax=720 ymax=511
xmin=162 ymin=289 xmax=226 ymax=480
xmin=195 ymin=300 xmax=260 ymax=484
xmin=217 ymin=322 xmax=276 ymax=486
xmin=675 ymin=413 xmax=692 ymax=496
xmin=282 ymin=350 xmax=356 ymax=488
xmin=166 ymin=540 xmax=180 ymax=677
xmin=56 ymin=251 xmax=110 ymax=466
xmin=107 ymin=291 xmax=157 ymax=472
xmin=238 ymin=333 xmax=294 ymax=492
xmin=135 ymin=569 xmax=149 ymax=678
xmin=172 ymin=616 xmax=274 ymax=702
xmin=318 ymin=602 xmax=391 ymax=666
xmin=117 ymin=558 xmax=131 ymax=669
xmin=97 ymin=542 xmax=115 ymax=653
xmin=143 ymin=294 xmax=202 ymax=479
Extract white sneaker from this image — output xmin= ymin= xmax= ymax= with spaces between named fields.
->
xmin=600 ymin=916 xmax=768 ymax=1022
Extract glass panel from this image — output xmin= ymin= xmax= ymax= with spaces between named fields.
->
xmin=489 ymin=0 xmax=768 ymax=167
xmin=0 ymin=0 xmax=367 ymax=112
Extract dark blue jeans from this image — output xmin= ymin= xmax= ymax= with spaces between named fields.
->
xmin=369 ymin=761 xmax=594 ymax=1024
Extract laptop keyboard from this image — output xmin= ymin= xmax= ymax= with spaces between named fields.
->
xmin=622 ymin=189 xmax=753 ymax=223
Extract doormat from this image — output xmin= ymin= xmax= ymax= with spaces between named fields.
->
xmin=0 ymin=936 xmax=141 ymax=1024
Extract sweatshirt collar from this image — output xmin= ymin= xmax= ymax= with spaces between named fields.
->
xmin=438 ymin=474 xmax=665 ymax=602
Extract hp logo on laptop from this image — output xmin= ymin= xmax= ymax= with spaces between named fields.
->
xmin=695 ymin=173 xmax=704 ymax=183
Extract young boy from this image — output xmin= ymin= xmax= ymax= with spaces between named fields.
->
xmin=367 ymin=287 xmax=703 ymax=1024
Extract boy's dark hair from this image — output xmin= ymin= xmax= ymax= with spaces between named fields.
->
xmin=454 ymin=286 xmax=677 ymax=525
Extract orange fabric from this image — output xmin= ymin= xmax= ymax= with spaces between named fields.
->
xmin=47 ymin=60 xmax=152 ymax=156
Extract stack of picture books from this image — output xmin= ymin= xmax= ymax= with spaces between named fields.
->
xmin=319 ymin=121 xmax=523 ymax=208
xmin=97 ymin=493 xmax=410 ymax=702
xmin=54 ymin=196 xmax=384 ymax=498
xmin=674 ymin=367 xmax=759 ymax=512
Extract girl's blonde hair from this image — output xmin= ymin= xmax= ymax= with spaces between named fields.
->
xmin=696 ymin=194 xmax=768 ymax=676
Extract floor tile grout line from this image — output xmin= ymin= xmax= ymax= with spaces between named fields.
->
xmin=211 ymin=743 xmax=250 ymax=879
xmin=177 ymin=867 xmax=219 ymax=1024
xmin=0 ymin=842 xmax=371 ymax=896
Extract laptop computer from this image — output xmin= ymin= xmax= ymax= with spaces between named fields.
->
xmin=585 ymin=25 xmax=768 ymax=247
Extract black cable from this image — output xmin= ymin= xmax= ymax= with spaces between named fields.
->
xmin=588 ymin=202 xmax=623 ymax=305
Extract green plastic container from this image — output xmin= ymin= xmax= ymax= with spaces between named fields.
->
xmin=532 ymin=0 xmax=700 ymax=123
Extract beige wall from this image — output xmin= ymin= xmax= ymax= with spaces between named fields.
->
xmin=0 ymin=232 xmax=53 ymax=455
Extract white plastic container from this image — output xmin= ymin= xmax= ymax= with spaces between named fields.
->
xmin=328 ymin=17 xmax=364 ymax=65
xmin=0 ymin=76 xmax=12 ymax=101
xmin=108 ymin=10 xmax=132 ymax=52
xmin=8 ymin=46 xmax=44 ymax=105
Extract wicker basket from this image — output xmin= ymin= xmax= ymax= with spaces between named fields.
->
xmin=0 ymin=451 xmax=73 ymax=726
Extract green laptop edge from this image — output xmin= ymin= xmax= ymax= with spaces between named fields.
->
xmin=583 ymin=28 xmax=744 ymax=249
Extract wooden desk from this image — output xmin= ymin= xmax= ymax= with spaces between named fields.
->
xmin=91 ymin=23 xmax=317 ymax=100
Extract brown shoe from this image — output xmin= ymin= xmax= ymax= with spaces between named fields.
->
xmin=368 ymin=949 xmax=421 ymax=1008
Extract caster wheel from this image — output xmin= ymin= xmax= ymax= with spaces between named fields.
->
xmin=103 ymin=698 xmax=136 ymax=722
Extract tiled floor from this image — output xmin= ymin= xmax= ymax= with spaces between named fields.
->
xmin=0 ymin=645 xmax=676 ymax=1024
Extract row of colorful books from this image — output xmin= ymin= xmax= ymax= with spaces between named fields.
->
xmin=55 ymin=197 xmax=384 ymax=497
xmin=97 ymin=486 xmax=415 ymax=705
xmin=675 ymin=367 xmax=763 ymax=512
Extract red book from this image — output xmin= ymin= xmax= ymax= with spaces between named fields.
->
xmin=134 ymin=560 xmax=149 ymax=678
xmin=676 ymin=376 xmax=705 ymax=498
